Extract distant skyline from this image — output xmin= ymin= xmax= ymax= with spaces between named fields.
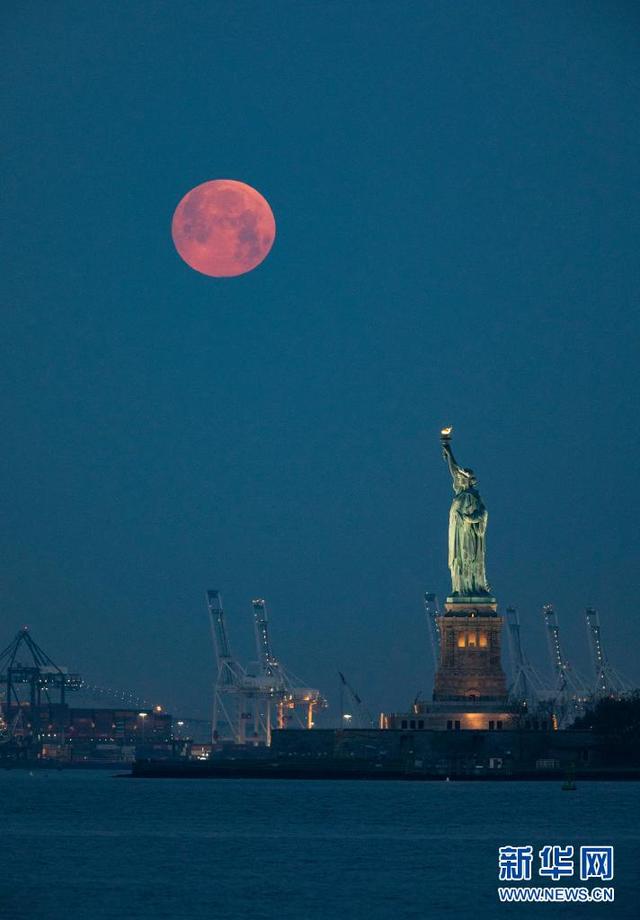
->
xmin=2 ymin=1 xmax=639 ymax=718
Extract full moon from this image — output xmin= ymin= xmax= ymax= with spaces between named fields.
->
xmin=171 ymin=179 xmax=276 ymax=277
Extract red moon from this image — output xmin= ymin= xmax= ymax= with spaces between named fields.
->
xmin=171 ymin=179 xmax=276 ymax=277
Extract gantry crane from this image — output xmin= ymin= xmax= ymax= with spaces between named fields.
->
xmin=208 ymin=589 xmax=241 ymax=744
xmin=207 ymin=591 xmax=326 ymax=748
xmin=252 ymin=598 xmax=326 ymax=732
xmin=0 ymin=627 xmax=82 ymax=740
xmin=207 ymin=590 xmax=273 ymax=746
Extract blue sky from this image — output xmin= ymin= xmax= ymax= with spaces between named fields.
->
xmin=2 ymin=1 xmax=639 ymax=717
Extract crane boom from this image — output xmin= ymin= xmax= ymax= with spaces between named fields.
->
xmin=206 ymin=590 xmax=243 ymax=686
xmin=542 ymin=604 xmax=567 ymax=690
xmin=252 ymin=599 xmax=283 ymax=684
xmin=423 ymin=593 xmax=441 ymax=669
xmin=585 ymin=607 xmax=606 ymax=690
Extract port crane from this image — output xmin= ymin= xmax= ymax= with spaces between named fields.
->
xmin=338 ymin=671 xmax=374 ymax=728
xmin=504 ymin=606 xmax=547 ymax=708
xmin=252 ymin=598 xmax=326 ymax=732
xmin=207 ymin=591 xmax=326 ymax=748
xmin=0 ymin=627 xmax=82 ymax=740
xmin=207 ymin=590 xmax=273 ymax=746
xmin=542 ymin=604 xmax=588 ymax=726
xmin=584 ymin=608 xmax=630 ymax=699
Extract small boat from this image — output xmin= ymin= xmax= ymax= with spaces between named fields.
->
xmin=562 ymin=766 xmax=577 ymax=791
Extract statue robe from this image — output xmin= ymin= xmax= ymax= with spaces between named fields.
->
xmin=448 ymin=485 xmax=489 ymax=595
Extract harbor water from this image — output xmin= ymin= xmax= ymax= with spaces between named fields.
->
xmin=1 ymin=770 xmax=638 ymax=919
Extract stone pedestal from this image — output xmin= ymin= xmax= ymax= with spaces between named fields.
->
xmin=381 ymin=596 xmax=513 ymax=731
xmin=433 ymin=597 xmax=508 ymax=703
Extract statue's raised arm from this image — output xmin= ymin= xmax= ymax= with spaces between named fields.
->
xmin=441 ymin=437 xmax=470 ymax=495
xmin=442 ymin=440 xmax=461 ymax=486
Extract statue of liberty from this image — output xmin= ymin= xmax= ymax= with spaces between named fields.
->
xmin=440 ymin=428 xmax=491 ymax=596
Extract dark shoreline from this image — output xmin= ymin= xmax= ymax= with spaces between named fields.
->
xmin=130 ymin=760 xmax=640 ymax=781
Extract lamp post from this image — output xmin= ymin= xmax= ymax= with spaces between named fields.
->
xmin=138 ymin=711 xmax=148 ymax=746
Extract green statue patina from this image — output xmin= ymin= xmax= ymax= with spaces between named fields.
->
xmin=440 ymin=428 xmax=491 ymax=597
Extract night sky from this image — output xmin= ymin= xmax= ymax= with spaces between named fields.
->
xmin=3 ymin=2 xmax=639 ymax=719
